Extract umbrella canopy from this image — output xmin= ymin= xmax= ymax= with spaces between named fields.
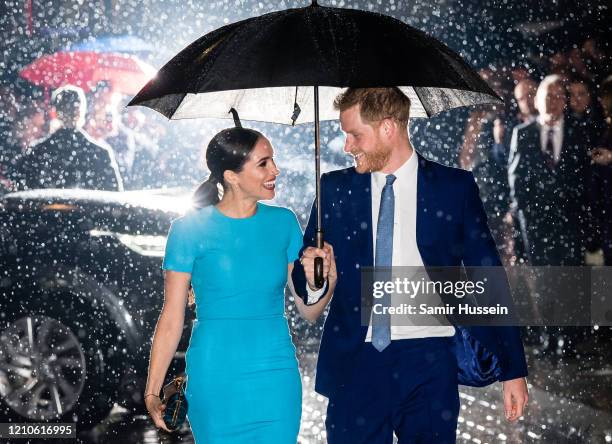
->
xmin=129 ymin=2 xmax=501 ymax=123
xmin=20 ymin=51 xmax=156 ymax=95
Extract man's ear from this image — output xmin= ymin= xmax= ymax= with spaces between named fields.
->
xmin=381 ymin=118 xmax=395 ymax=140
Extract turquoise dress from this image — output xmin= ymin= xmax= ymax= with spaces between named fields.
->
xmin=162 ymin=202 xmax=303 ymax=443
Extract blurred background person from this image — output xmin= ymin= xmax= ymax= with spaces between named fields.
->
xmin=84 ymin=80 xmax=122 ymax=142
xmin=508 ymin=74 xmax=598 ymax=354
xmin=589 ymin=76 xmax=612 ymax=265
xmin=513 ymin=78 xmax=538 ymax=126
xmin=508 ymin=74 xmax=593 ymax=266
xmin=0 ymin=96 xmax=48 ymax=191
xmin=459 ymin=69 xmax=514 ymax=254
xmin=568 ymin=76 xmax=604 ymax=147
xmin=9 ymin=85 xmax=123 ymax=191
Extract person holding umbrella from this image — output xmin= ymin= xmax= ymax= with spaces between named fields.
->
xmin=292 ymin=88 xmax=529 ymax=443
xmin=128 ymin=3 xmax=530 ymax=442
xmin=144 ymin=126 xmax=336 ymax=441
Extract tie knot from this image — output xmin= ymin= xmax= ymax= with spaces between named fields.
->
xmin=385 ymin=174 xmax=396 ymax=186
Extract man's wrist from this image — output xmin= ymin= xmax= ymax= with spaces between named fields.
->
xmin=306 ymin=280 xmax=327 ymax=304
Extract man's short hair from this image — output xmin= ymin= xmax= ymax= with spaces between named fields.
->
xmin=52 ymin=85 xmax=86 ymax=122
xmin=333 ymin=87 xmax=411 ymax=127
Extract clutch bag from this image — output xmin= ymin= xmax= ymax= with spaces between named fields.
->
xmin=162 ymin=373 xmax=188 ymax=431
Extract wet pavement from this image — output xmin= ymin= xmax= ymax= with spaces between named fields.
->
xmin=12 ymin=341 xmax=612 ymax=444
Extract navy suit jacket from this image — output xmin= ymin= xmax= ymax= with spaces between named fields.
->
xmin=508 ymin=119 xmax=594 ymax=265
xmin=292 ymin=152 xmax=528 ymax=398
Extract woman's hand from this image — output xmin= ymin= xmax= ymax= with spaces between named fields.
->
xmin=289 ymin=241 xmax=337 ymax=322
xmin=301 ymin=241 xmax=336 ymax=290
xmin=144 ymin=270 xmax=190 ymax=434
xmin=145 ymin=394 xmax=171 ymax=432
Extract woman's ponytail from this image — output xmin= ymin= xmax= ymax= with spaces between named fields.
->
xmin=192 ymin=125 xmax=262 ymax=209
xmin=192 ymin=175 xmax=221 ymax=209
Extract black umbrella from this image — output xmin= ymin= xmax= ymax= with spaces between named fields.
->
xmin=129 ymin=1 xmax=502 ymax=287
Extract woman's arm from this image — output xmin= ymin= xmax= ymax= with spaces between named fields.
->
xmin=144 ymin=270 xmax=191 ymax=431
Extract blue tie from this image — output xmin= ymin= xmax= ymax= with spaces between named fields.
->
xmin=372 ymin=174 xmax=396 ymax=352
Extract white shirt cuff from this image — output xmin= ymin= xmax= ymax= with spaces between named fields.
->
xmin=306 ymin=280 xmax=327 ymax=304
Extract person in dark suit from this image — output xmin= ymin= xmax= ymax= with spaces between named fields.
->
xmin=508 ymin=75 xmax=593 ymax=266
xmin=10 ymin=85 xmax=123 ymax=192
xmin=589 ymin=76 xmax=612 ymax=265
xmin=291 ymin=88 xmax=528 ymax=444
xmin=459 ymin=78 xmax=539 ymax=265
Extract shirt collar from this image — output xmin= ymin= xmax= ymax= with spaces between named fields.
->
xmin=537 ymin=115 xmax=564 ymax=131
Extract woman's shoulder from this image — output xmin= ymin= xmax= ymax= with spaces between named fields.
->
xmin=258 ymin=202 xmax=298 ymax=220
xmin=170 ymin=206 xmax=215 ymax=230
xmin=258 ymin=203 xmax=301 ymax=229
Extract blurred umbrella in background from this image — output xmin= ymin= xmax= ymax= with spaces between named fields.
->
xmin=64 ymin=35 xmax=155 ymax=57
xmin=19 ymin=51 xmax=156 ymax=95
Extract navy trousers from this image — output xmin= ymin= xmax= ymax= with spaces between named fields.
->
xmin=325 ymin=337 xmax=460 ymax=444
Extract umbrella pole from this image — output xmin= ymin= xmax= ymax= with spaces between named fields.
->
xmin=314 ymin=85 xmax=325 ymax=289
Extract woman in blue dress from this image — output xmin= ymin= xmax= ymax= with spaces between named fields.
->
xmin=144 ymin=127 xmax=336 ymax=443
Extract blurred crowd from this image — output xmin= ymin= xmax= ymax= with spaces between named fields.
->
xmin=456 ymin=37 xmax=611 ymax=267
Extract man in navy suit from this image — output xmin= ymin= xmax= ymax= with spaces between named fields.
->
xmin=291 ymin=88 xmax=528 ymax=443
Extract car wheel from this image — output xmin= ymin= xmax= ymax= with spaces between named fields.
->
xmin=0 ymin=290 xmax=115 ymax=428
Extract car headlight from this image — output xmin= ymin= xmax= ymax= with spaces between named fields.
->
xmin=89 ymin=230 xmax=167 ymax=257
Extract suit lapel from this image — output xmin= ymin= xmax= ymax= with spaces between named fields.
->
xmin=350 ymin=153 xmax=439 ymax=267
xmin=349 ymin=170 xmax=374 ymax=268
xmin=415 ymin=152 xmax=438 ymax=266
xmin=558 ymin=120 xmax=578 ymax=166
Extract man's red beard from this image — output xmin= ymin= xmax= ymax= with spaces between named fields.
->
xmin=353 ymin=142 xmax=393 ymax=173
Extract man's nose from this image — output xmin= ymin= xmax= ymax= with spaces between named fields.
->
xmin=343 ymin=140 xmax=352 ymax=153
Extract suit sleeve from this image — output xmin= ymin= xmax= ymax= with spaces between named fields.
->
xmin=462 ymin=172 xmax=528 ymax=381
xmin=291 ymin=174 xmax=330 ymax=305
xmin=507 ymin=126 xmax=531 ymax=213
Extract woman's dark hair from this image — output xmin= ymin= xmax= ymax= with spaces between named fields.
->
xmin=192 ymin=127 xmax=263 ymax=208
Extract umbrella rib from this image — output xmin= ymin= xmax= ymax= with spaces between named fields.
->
xmin=411 ymin=87 xmax=432 ymax=118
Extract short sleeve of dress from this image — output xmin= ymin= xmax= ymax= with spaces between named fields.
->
xmin=162 ymin=219 xmax=196 ymax=274
xmin=286 ymin=210 xmax=304 ymax=263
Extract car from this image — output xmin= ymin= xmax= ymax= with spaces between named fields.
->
xmin=0 ymin=188 xmax=195 ymax=427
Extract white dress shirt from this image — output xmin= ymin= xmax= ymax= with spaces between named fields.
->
xmin=306 ymin=151 xmax=456 ymax=339
xmin=364 ymin=150 xmax=455 ymax=341
xmin=538 ymin=116 xmax=564 ymax=164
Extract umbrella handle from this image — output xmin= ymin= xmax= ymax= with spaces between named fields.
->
xmin=314 ymin=229 xmax=325 ymax=289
